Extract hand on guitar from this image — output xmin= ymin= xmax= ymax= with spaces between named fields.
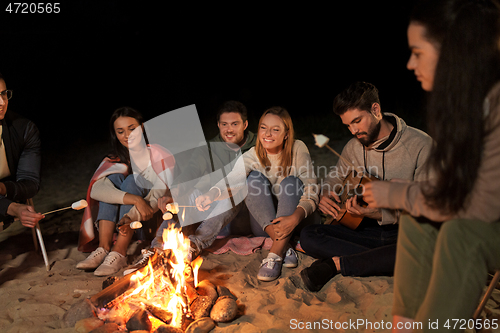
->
xmin=345 ymin=196 xmax=382 ymax=220
xmin=318 ymin=191 xmax=342 ymax=218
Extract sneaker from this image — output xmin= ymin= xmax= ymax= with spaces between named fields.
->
xmin=257 ymin=253 xmax=283 ymax=282
xmin=300 ymin=258 xmax=338 ymax=292
xmin=76 ymin=247 xmax=109 ymax=270
xmin=94 ymin=251 xmax=127 ymax=276
xmin=283 ymin=247 xmax=298 ymax=268
xmin=123 ymin=248 xmax=156 ymax=276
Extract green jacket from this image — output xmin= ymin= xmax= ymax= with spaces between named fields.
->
xmin=172 ymin=131 xmax=256 ymax=196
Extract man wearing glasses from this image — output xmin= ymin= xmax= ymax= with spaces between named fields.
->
xmin=0 ymin=72 xmax=43 ymax=229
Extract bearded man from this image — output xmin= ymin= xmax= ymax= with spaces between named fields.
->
xmin=299 ymin=81 xmax=433 ymax=291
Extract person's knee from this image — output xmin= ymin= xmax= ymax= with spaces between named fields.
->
xmin=247 ymin=170 xmax=267 ymax=184
xmin=299 ymin=224 xmax=319 ymax=252
xmin=106 ymin=173 xmax=125 ymax=186
xmin=120 ymin=175 xmax=143 ymax=193
xmin=438 ymin=219 xmax=481 ymax=254
xmin=278 ymin=176 xmax=303 ymax=198
xmin=246 ymin=171 xmax=270 ymax=195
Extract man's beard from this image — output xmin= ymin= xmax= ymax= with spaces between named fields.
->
xmin=356 ymin=120 xmax=381 ymax=147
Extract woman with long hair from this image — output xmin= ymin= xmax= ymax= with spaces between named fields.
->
xmin=364 ymin=0 xmax=500 ymax=330
xmin=196 ymin=106 xmax=319 ymax=281
xmin=77 ymin=107 xmax=175 ymax=276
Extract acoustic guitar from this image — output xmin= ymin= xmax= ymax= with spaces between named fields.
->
xmin=323 ymin=170 xmax=378 ymax=230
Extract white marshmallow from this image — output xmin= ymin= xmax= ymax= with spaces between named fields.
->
xmin=163 ymin=212 xmax=173 ymax=220
xmin=313 ymin=134 xmax=330 ymax=148
xmin=166 ymin=202 xmax=179 ymax=214
xmin=71 ymin=199 xmax=88 ymax=210
xmin=130 ymin=221 xmax=142 ymax=229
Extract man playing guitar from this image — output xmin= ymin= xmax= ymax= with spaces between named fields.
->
xmin=299 ymin=81 xmax=433 ymax=291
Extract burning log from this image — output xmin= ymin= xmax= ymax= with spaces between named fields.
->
xmin=85 ymin=223 xmax=242 ymax=332
xmin=184 ymin=283 xmax=199 ymax=305
xmin=145 ymin=304 xmax=173 ymax=325
xmin=126 ymin=309 xmax=152 ymax=332
xmin=90 ymin=251 xmax=160 ymax=309
xmin=102 ymin=276 xmax=119 ymax=290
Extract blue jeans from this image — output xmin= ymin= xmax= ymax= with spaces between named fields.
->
xmin=300 ymin=218 xmax=398 ymax=276
xmin=244 ymin=171 xmax=319 ymax=237
xmin=96 ymin=173 xmax=152 ymax=241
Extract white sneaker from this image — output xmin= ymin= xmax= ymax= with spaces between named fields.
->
xmin=257 ymin=253 xmax=283 ymax=282
xmin=76 ymin=247 xmax=109 ymax=270
xmin=283 ymin=248 xmax=298 ymax=268
xmin=123 ymin=248 xmax=156 ymax=276
xmin=94 ymin=251 xmax=127 ymax=276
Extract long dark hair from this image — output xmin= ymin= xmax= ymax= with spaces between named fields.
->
xmin=411 ymin=0 xmax=500 ymax=214
xmin=108 ymin=107 xmax=149 ymax=173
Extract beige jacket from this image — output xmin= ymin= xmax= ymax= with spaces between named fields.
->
xmin=380 ymin=83 xmax=500 ymax=223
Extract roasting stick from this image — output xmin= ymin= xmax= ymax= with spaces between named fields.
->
xmin=313 ymin=134 xmax=373 ymax=183
xmin=29 ymin=199 xmax=87 ymax=271
xmin=42 ymin=199 xmax=88 ymax=216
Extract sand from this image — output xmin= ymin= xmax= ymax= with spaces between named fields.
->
xmin=0 ymin=137 xmax=498 ymax=333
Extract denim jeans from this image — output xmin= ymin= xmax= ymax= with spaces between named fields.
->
xmin=244 ymin=171 xmax=319 ymax=237
xmin=393 ymin=215 xmax=500 ymax=331
xmin=300 ymin=218 xmax=398 ymax=276
xmin=95 ymin=173 xmax=152 ymax=240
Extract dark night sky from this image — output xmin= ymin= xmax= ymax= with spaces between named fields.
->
xmin=1 ymin=2 xmax=426 ymax=150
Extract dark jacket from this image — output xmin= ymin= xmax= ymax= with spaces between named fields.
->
xmin=0 ymin=111 xmax=41 ymax=220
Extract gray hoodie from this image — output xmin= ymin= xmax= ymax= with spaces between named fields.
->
xmin=322 ymin=113 xmax=433 ymax=225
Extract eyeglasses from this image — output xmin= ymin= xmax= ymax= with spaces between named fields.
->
xmin=0 ymin=90 xmax=13 ymax=100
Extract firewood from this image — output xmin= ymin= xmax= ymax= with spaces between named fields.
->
xmin=145 ymin=304 xmax=173 ymax=324
xmin=185 ymin=283 xmax=199 ymax=305
xmin=126 ymin=309 xmax=152 ymax=332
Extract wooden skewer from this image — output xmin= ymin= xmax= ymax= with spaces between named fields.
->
xmin=42 ymin=206 xmax=72 ymax=216
xmin=167 ymin=205 xmax=197 ymax=208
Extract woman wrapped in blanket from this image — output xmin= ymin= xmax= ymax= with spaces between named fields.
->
xmin=77 ymin=107 xmax=174 ymax=276
xmin=196 ymin=106 xmax=319 ymax=281
xmin=363 ymin=0 xmax=500 ymax=331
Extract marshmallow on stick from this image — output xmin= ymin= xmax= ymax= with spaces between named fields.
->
xmin=313 ymin=134 xmax=330 ymax=148
xmin=130 ymin=221 xmax=142 ymax=229
xmin=43 ymin=199 xmax=89 ymax=215
xmin=163 ymin=212 xmax=173 ymax=220
xmin=71 ymin=199 xmax=88 ymax=210
xmin=166 ymin=202 xmax=179 ymax=214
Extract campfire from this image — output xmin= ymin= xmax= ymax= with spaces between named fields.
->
xmin=84 ymin=224 xmax=239 ymax=332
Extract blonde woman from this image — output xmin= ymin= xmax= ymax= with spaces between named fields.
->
xmin=196 ymin=106 xmax=319 ymax=281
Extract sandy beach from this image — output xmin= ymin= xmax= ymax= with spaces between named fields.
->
xmin=0 ymin=135 xmax=498 ymax=333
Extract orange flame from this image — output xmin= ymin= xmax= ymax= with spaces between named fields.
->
xmin=191 ymin=256 xmax=203 ymax=287
xmin=108 ymin=223 xmax=192 ymax=329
